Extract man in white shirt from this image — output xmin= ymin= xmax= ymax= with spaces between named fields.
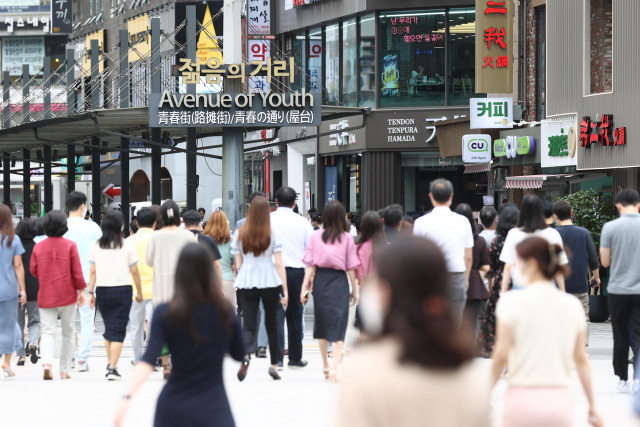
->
xmin=413 ymin=179 xmax=473 ymax=325
xmin=271 ymin=186 xmax=314 ymax=368
xmin=64 ymin=191 xmax=102 ymax=372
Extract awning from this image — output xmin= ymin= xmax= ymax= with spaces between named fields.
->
xmin=464 ymin=163 xmax=491 ymax=174
xmin=505 ymin=174 xmax=568 ymax=189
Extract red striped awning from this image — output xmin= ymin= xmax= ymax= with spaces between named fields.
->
xmin=505 ymin=175 xmax=550 ymax=189
xmin=464 ymin=163 xmax=491 ymax=174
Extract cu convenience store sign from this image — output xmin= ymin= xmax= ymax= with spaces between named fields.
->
xmin=476 ymin=1 xmax=513 ymax=93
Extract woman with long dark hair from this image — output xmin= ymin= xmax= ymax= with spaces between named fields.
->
xmin=337 ymin=236 xmax=489 ymax=426
xmin=500 ymin=195 xmax=568 ymax=291
xmin=355 ymin=211 xmax=385 ymax=283
xmin=492 ymin=237 xmax=603 ymax=427
xmin=114 ymin=243 xmax=245 ymax=427
xmin=146 ymin=200 xmax=195 ymax=378
xmin=0 ymin=205 xmax=26 ymax=378
xmin=301 ymin=200 xmax=359 ymax=382
xmin=88 ymin=210 xmax=143 ymax=380
xmin=455 ymin=203 xmax=490 ymax=347
xmin=232 ymin=196 xmax=287 ymax=380
xmin=14 ymin=218 xmax=40 ymax=365
xmin=479 ymin=204 xmax=519 ymax=357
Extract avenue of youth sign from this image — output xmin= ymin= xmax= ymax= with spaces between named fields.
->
xmin=149 ymin=90 xmax=321 ymax=127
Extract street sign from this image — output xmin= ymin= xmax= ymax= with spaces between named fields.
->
xmin=103 ymin=184 xmax=122 ymax=200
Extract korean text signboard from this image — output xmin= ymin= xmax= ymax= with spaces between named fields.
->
xmin=0 ymin=15 xmax=49 ymax=33
xmin=2 ymin=37 xmax=44 ymax=76
xmin=247 ymin=0 xmax=270 ymax=35
xmin=541 ymin=114 xmax=578 ymax=168
xmin=149 ymin=90 xmax=320 ymax=127
xmin=579 ymin=114 xmax=626 ymax=148
xmin=127 ymin=14 xmax=150 ymax=62
xmin=470 ymin=97 xmax=513 ymax=129
xmin=476 ymin=0 xmax=513 ymax=93
xmin=51 ymin=0 xmax=72 ymax=34
xmin=462 ymin=134 xmax=492 ymax=164
xmin=0 ymin=0 xmax=40 ymax=14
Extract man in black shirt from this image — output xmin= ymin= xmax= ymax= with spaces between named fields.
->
xmin=553 ymin=200 xmax=600 ymax=344
xmin=383 ymin=204 xmax=404 ymax=244
xmin=183 ymin=210 xmax=223 ymax=285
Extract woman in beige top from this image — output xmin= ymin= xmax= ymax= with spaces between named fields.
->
xmin=145 ymin=200 xmax=195 ymax=378
xmin=491 ymin=236 xmax=604 ymax=427
xmin=337 ymin=236 xmax=490 ymax=427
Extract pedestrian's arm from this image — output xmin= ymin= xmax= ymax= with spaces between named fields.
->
xmin=29 ymin=249 xmax=38 ymax=278
xmin=300 ymin=265 xmax=316 ymax=303
xmin=113 ymin=362 xmax=155 ymax=427
xmin=479 ymin=264 xmax=490 ymax=281
xmin=554 ymin=272 xmax=566 ymax=292
xmin=599 ymin=247 xmax=611 ymax=269
xmin=502 ymin=263 xmax=513 ymax=293
xmin=348 ymin=269 xmax=358 ymax=305
xmin=70 ymin=245 xmax=87 ymax=291
xmin=274 ymin=251 xmax=288 ymax=300
xmin=88 ymin=263 xmax=97 ymax=308
xmin=574 ymin=330 xmax=604 ymax=426
xmin=586 ymin=234 xmax=601 ymax=286
xmin=464 ymin=247 xmax=472 ymax=289
xmin=234 ymin=254 xmax=243 ymax=271
xmin=14 ymin=255 xmax=25 ymax=304
xmin=213 ymin=259 xmax=223 ymax=286
xmin=490 ymin=319 xmax=512 ymax=388
xmin=129 ymin=263 xmax=143 ymax=299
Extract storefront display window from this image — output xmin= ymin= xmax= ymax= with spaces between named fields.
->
xmin=379 ymin=9 xmax=446 ymax=108
xmin=448 ymin=8 xmax=478 ymax=106
xmin=359 ymin=14 xmax=376 ymax=108
xmin=309 ymin=27 xmax=323 ymax=94
xmin=342 ymin=19 xmax=357 ymax=107
xmin=325 ymin=23 xmax=340 ymax=105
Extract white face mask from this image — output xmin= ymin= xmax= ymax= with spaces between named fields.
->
xmin=359 ymin=285 xmax=385 ymax=336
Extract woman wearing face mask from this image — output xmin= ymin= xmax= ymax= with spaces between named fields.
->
xmin=337 ymin=237 xmax=490 ymax=427
xmin=492 ymin=236 xmax=604 ymax=427
xmin=500 ymin=195 xmax=568 ymax=291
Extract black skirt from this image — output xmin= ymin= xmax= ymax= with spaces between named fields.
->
xmin=96 ymin=285 xmax=133 ymax=342
xmin=312 ymin=268 xmax=349 ymax=342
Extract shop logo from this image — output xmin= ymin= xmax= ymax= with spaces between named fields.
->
xmin=494 ymin=138 xmax=506 ymax=157
xmin=462 ymin=134 xmax=491 ymax=164
xmin=467 ymin=137 xmax=489 ymax=152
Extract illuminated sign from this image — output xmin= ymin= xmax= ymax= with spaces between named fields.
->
xmin=476 ymin=0 xmax=513 ymax=93
xmin=541 ymin=114 xmax=578 ymax=168
xmin=579 ymin=114 xmax=626 ymax=148
xmin=462 ymin=134 xmax=492 ymax=163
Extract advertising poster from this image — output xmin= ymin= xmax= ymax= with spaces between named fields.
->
xmin=175 ymin=2 xmax=224 ymax=62
xmin=380 ymin=50 xmax=400 ymax=97
xmin=2 ymin=37 xmax=44 ymax=76
xmin=324 ymin=166 xmax=337 ymax=204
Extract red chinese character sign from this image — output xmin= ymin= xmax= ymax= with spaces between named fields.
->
xmin=579 ymin=115 xmax=626 ymax=148
xmin=476 ymin=0 xmax=513 ymax=93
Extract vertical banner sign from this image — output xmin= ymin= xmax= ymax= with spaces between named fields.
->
xmin=247 ymin=0 xmax=270 ymax=35
xmin=308 ymin=39 xmax=323 ymax=93
xmin=51 ymin=0 xmax=72 ymax=34
xmin=381 ymin=50 xmax=400 ymax=97
xmin=325 ymin=166 xmax=337 ymax=204
xmin=304 ymin=181 xmax=311 ymax=211
xmin=248 ymin=40 xmax=270 ymax=93
xmin=2 ymin=37 xmax=44 ymax=76
xmin=476 ymin=0 xmax=513 ymax=93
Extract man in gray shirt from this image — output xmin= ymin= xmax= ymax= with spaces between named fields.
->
xmin=600 ymin=189 xmax=640 ymax=393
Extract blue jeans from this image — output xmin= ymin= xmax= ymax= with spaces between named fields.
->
xmin=257 ymin=301 xmax=269 ymax=348
xmin=76 ymin=289 xmax=94 ymax=362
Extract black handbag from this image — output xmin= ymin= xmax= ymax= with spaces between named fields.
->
xmin=589 ymin=281 xmax=609 ymax=323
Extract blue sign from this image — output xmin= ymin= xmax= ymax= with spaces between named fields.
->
xmin=324 ymin=166 xmax=337 ymax=204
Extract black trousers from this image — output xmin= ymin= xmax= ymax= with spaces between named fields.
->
xmin=238 ymin=287 xmax=282 ymax=365
xmin=608 ymin=294 xmax=640 ymax=381
xmin=278 ymin=268 xmax=305 ymax=363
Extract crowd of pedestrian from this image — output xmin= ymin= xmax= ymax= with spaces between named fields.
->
xmin=5 ymin=180 xmax=640 ymax=427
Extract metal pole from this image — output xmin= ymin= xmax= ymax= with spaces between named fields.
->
xmin=151 ymin=18 xmax=162 ymax=205
xmin=67 ymin=144 xmax=75 ymax=193
xmin=22 ymin=64 xmax=30 ymax=124
xmin=66 ymin=49 xmax=77 ymax=194
xmin=43 ymin=145 xmax=52 ymax=213
xmin=186 ymin=6 xmax=197 ymax=210
xmin=223 ymin=0 xmax=245 ymax=230
xmin=120 ymin=28 xmax=131 ymax=234
xmin=22 ymin=149 xmax=29 ymax=218
xmin=3 ymin=153 xmax=10 ymax=206
xmin=91 ymin=39 xmax=101 ymax=223
xmin=43 ymin=58 xmax=51 ymax=120
xmin=2 ymin=72 xmax=9 ymax=129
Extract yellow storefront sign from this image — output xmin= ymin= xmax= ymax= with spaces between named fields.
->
xmin=82 ymin=30 xmax=104 ymax=77
xmin=128 ymin=14 xmax=151 ymax=63
xmin=197 ymin=5 xmax=223 ymax=64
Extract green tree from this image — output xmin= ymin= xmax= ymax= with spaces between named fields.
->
xmin=558 ymin=190 xmax=617 ymax=251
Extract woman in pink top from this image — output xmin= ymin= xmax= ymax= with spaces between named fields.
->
xmin=355 ymin=211 xmax=386 ymax=282
xmin=301 ymin=200 xmax=359 ymax=382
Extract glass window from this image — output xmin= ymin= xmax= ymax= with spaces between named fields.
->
xmin=292 ymin=32 xmax=306 ymax=92
xmin=342 ymin=19 xmax=357 ymax=106
xmin=379 ymin=10 xmax=446 ymax=108
xmin=324 ymin=24 xmax=340 ymax=105
xmin=308 ymin=27 xmax=322 ymax=94
xmin=359 ymin=14 xmax=376 ymax=108
xmin=587 ymin=0 xmax=612 ymax=93
xmin=448 ymin=8 xmax=480 ymax=105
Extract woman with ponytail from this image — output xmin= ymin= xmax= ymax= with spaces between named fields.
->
xmin=491 ymin=236 xmax=603 ymax=427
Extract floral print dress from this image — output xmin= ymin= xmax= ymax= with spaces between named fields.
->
xmin=479 ymin=235 xmax=510 ymax=357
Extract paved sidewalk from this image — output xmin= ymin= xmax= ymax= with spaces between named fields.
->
xmin=1 ymin=319 xmax=637 ymax=427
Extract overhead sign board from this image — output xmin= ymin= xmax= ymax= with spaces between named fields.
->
xmin=462 ymin=134 xmax=492 ymax=163
xmin=127 ymin=14 xmax=150 ymax=63
xmin=0 ymin=0 xmax=40 ymax=14
xmin=51 ymin=0 xmax=72 ymax=34
xmin=2 ymin=37 xmax=44 ymax=76
xmin=476 ymin=0 xmax=513 ymax=93
xmin=541 ymin=114 xmax=578 ymax=168
xmin=149 ymin=90 xmax=321 ymax=127
xmin=470 ymin=97 xmax=513 ymax=129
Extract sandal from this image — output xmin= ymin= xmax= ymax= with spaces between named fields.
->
xmin=43 ymin=366 xmax=53 ymax=380
xmin=16 ymin=357 xmax=25 ymax=366
xmin=328 ymin=370 xmax=338 ymax=383
xmin=2 ymin=366 xmax=16 ymax=378
xmin=60 ymin=372 xmax=72 ymax=380
xmin=323 ymin=368 xmax=330 ymax=380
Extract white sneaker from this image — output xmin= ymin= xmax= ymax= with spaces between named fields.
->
xmin=616 ymin=379 xmax=630 ymax=393
xmin=77 ymin=360 xmax=89 ymax=372
xmin=632 ymin=379 xmax=640 ymax=395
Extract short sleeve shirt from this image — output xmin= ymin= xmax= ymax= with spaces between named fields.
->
xmin=65 ymin=217 xmax=102 ymax=282
xmin=89 ymin=240 xmax=138 ymax=288
xmin=500 ymin=227 xmax=569 ymax=266
xmin=302 ymin=231 xmax=359 ymax=272
xmin=0 ymin=235 xmax=25 ymax=301
xmin=601 ymin=214 xmax=640 ymax=294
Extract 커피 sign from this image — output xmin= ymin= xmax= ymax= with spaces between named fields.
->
xmin=470 ymin=97 xmax=513 ymax=129
xmin=541 ymin=114 xmax=578 ymax=168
